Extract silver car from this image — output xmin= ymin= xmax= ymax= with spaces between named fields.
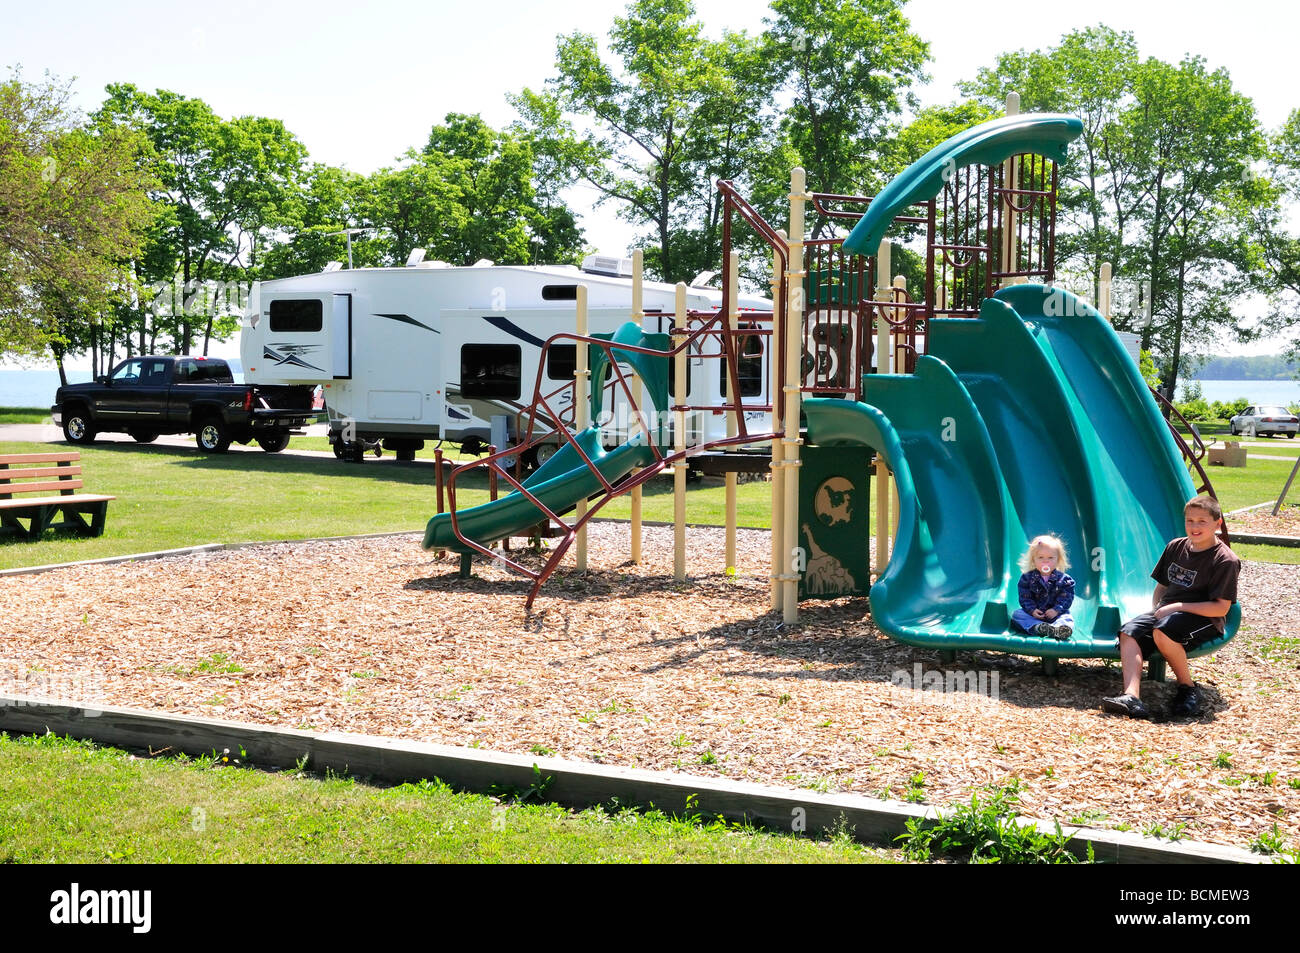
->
xmin=1229 ymin=405 xmax=1299 ymax=438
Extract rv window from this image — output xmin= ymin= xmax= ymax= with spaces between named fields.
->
xmin=546 ymin=344 xmax=576 ymax=381
xmin=541 ymin=285 xmax=579 ymax=301
xmin=461 ymin=344 xmax=522 ymax=399
xmin=720 ymin=334 xmax=764 ymax=397
xmin=269 ymin=299 xmax=323 ymax=333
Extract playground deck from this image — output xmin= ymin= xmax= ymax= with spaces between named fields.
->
xmin=1 ymin=526 xmax=1294 ymax=851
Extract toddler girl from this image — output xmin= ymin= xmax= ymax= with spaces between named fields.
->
xmin=1012 ymin=534 xmax=1075 ymax=640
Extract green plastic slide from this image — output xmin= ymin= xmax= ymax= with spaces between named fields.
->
xmin=422 ymin=427 xmax=657 ymax=553
xmin=804 ymin=284 xmax=1240 ymax=658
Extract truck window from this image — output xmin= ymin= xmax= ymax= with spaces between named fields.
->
xmin=461 ymin=344 xmax=521 ymax=399
xmin=269 ymin=299 xmax=323 ymax=333
xmin=111 ymin=359 xmax=143 ymax=383
xmin=140 ymin=358 xmax=169 ymax=383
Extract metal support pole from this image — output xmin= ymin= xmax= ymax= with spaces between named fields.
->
xmin=874 ymin=242 xmax=893 ymax=573
xmin=999 ymin=92 xmax=1021 ymax=289
xmin=770 ymin=230 xmax=787 ymax=611
xmin=725 ymin=249 xmax=740 ymax=574
xmin=674 ymin=282 xmax=688 ymax=583
xmin=575 ymin=284 xmax=589 ymax=572
xmin=782 ymin=169 xmax=807 ymax=623
xmin=630 ymin=249 xmax=644 ymax=565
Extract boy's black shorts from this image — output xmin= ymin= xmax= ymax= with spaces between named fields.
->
xmin=1119 ymin=611 xmax=1221 ymax=659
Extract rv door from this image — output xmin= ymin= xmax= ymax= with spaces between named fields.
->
xmin=256 ymin=293 xmax=349 ymax=384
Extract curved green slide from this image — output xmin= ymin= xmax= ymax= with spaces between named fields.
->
xmin=423 ymin=321 xmax=667 ymax=554
xmin=804 ymin=284 xmax=1239 ymax=658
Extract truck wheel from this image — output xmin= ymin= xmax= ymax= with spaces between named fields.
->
xmin=62 ymin=408 xmax=97 ymax=444
xmin=257 ymin=433 xmax=291 ymax=453
xmin=196 ymin=418 xmax=232 ymax=453
xmin=128 ymin=429 xmax=159 ymax=444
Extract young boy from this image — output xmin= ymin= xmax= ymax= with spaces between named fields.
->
xmin=1102 ymin=494 xmax=1240 ymax=719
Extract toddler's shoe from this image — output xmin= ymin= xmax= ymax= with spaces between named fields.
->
xmin=1051 ymin=623 xmax=1072 ymax=641
xmin=1101 ymin=694 xmax=1150 ymax=719
xmin=1032 ymin=622 xmax=1055 ymax=637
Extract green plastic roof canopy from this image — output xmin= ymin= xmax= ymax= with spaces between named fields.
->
xmin=842 ymin=113 xmax=1084 ymax=258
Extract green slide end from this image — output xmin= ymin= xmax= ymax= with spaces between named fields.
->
xmin=842 ymin=113 xmax=1084 ymax=259
xmin=804 ymin=284 xmax=1238 ymax=659
xmin=422 ymin=429 xmax=657 ymax=553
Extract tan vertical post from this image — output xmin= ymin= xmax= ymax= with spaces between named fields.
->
xmin=630 ymin=249 xmax=644 ymax=564
xmin=769 ymin=229 xmax=787 ymax=611
xmin=874 ymin=242 xmax=893 ymax=573
xmin=1099 ymin=261 xmax=1113 ymax=318
xmin=781 ymin=168 xmax=806 ymax=624
xmin=673 ymin=281 xmax=688 ymax=583
xmin=725 ymin=249 xmax=740 ymax=574
xmin=575 ymin=284 xmax=589 ymax=572
xmin=890 ymin=274 xmax=906 ymax=546
xmin=1000 ymin=92 xmax=1021 ymax=289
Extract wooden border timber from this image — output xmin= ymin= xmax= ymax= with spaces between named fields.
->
xmin=0 ymin=695 xmax=1263 ymax=864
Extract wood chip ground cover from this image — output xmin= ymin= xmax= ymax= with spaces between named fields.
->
xmin=3 ymin=524 xmax=1296 ymax=851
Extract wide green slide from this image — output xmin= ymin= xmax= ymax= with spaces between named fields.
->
xmin=804 ymin=284 xmax=1240 ymax=658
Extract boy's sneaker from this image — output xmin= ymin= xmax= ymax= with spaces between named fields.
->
xmin=1051 ymin=623 xmax=1073 ymax=641
xmin=1032 ymin=622 xmax=1055 ymax=637
xmin=1170 ymin=683 xmax=1202 ymax=718
xmin=1101 ymin=694 xmax=1150 ymax=719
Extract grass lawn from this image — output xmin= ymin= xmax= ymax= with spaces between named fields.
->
xmin=0 ymin=733 xmax=890 ymax=864
xmin=0 ymin=440 xmax=492 ymax=570
xmin=0 ymin=406 xmax=49 ymax=425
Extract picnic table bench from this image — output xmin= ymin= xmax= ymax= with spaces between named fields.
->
xmin=0 ymin=452 xmax=115 ymax=540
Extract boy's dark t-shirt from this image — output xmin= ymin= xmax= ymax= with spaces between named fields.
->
xmin=1152 ymin=537 xmax=1240 ymax=632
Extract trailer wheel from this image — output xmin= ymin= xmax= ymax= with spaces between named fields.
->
xmin=338 ymin=441 xmax=365 ymax=463
xmin=396 ymin=448 xmax=416 ymax=462
xmin=257 ymin=433 xmax=290 ymax=453
xmin=196 ymin=418 xmax=232 ymax=453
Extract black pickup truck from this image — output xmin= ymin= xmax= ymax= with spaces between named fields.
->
xmin=51 ymin=356 xmax=319 ymax=453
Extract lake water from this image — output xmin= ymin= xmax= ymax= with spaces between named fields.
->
xmin=1186 ymin=379 xmax=1300 ymax=406
xmin=0 ymin=363 xmax=245 ymax=409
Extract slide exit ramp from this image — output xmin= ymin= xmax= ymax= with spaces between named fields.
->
xmin=804 ymin=284 xmax=1240 ymax=659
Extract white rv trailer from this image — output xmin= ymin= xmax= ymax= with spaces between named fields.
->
xmin=239 ymin=257 xmax=774 ymax=464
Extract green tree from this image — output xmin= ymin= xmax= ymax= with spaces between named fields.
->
xmin=1119 ymin=57 xmax=1265 ymax=397
xmin=0 ymin=72 xmax=156 ymax=379
xmin=764 ymin=0 xmax=928 ymax=235
xmin=959 ymin=26 xmax=1141 ymax=299
xmin=517 ymin=0 xmax=749 ymax=281
xmin=1249 ymin=108 xmax=1300 ymax=356
xmin=360 ymin=113 xmax=584 ymax=268
xmin=96 ymin=84 xmax=308 ymax=355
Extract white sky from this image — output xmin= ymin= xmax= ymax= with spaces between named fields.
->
xmin=4 ymin=0 xmax=1297 ymax=360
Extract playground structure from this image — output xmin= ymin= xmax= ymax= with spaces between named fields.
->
xmin=423 ymin=102 xmax=1240 ymax=664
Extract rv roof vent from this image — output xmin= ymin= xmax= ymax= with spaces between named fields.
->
xmin=322 ymin=261 xmax=343 ymax=273
xmin=406 ymin=248 xmax=427 ymax=267
xmin=691 ymin=270 xmax=718 ymax=288
xmin=581 ymin=254 xmax=633 ymax=278
xmin=416 ymin=260 xmax=452 ymax=269
xmin=472 ymin=258 xmax=495 ymax=268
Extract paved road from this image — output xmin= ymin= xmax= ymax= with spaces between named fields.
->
xmin=0 ymin=422 xmax=337 ymax=459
